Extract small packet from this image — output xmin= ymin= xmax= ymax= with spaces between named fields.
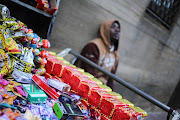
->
xmin=28 ymin=104 xmax=41 ymax=117
xmin=11 ymin=69 xmax=33 ymax=84
xmin=2 ymin=95 xmax=17 ymax=105
xmin=23 ymin=109 xmax=42 ymax=120
xmin=0 ymin=95 xmax=3 ymax=102
xmin=0 ymin=4 xmax=10 ymax=20
xmin=14 ymin=86 xmax=26 ymax=96
xmin=0 ymin=79 xmax=10 ymax=86
xmin=47 ymin=78 xmax=71 ymax=92
xmin=2 ymin=108 xmax=20 ymax=119
xmin=58 ymin=92 xmax=81 ymax=105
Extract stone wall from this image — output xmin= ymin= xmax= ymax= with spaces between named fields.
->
xmin=49 ymin=0 xmax=180 ymax=112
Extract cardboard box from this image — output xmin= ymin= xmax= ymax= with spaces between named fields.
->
xmin=53 ymin=102 xmax=84 ymax=119
xmin=23 ymin=84 xmax=47 ymax=103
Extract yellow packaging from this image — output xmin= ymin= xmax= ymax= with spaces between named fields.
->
xmin=107 ymin=91 xmax=122 ymax=100
xmin=97 ymin=84 xmax=112 ymax=92
xmin=9 ymin=54 xmax=33 ymax=73
xmin=133 ymin=107 xmax=147 ymax=119
xmin=0 ymin=49 xmax=11 ymax=78
xmin=119 ymin=99 xmax=134 ymax=108
xmin=0 ymin=26 xmax=20 ymax=54
xmin=90 ymin=78 xmax=103 ymax=85
xmin=81 ymin=72 xmax=94 ymax=78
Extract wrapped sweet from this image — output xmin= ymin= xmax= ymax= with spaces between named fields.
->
xmin=47 ymin=78 xmax=71 ymax=92
xmin=45 ymin=58 xmax=63 ymax=74
xmin=99 ymin=98 xmax=134 ymax=118
xmin=42 ymin=39 xmax=50 ymax=49
xmin=0 ymin=4 xmax=10 ymax=20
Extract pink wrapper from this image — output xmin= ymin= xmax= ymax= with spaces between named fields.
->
xmin=0 ymin=79 xmax=10 ymax=86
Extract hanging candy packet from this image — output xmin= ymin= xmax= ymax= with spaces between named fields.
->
xmin=0 ymin=26 xmax=21 ymax=54
xmin=0 ymin=4 xmax=10 ymax=21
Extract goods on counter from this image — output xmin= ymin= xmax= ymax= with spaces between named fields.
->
xmin=0 ymin=4 xmax=147 ymax=120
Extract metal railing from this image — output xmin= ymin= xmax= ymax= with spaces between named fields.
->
xmin=57 ymin=48 xmax=180 ymax=120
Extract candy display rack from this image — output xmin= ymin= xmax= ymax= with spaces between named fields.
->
xmin=0 ymin=0 xmax=60 ymax=39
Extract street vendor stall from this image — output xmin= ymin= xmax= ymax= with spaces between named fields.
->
xmin=0 ymin=4 xmax=149 ymax=120
xmin=0 ymin=3 xmax=179 ymax=120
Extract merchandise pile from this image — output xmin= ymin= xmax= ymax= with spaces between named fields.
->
xmin=0 ymin=4 xmax=147 ymax=120
xmin=19 ymin=0 xmax=58 ymax=14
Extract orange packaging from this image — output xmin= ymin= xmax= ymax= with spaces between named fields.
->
xmin=45 ymin=58 xmax=62 ymax=74
xmin=77 ymin=82 xmax=92 ymax=98
xmin=70 ymin=74 xmax=99 ymax=92
xmin=61 ymin=67 xmax=80 ymax=84
xmin=87 ymin=85 xmax=113 ymax=109
xmin=51 ymin=62 xmax=65 ymax=77
xmin=130 ymin=107 xmax=147 ymax=120
xmin=100 ymin=116 xmax=111 ymax=120
xmin=111 ymin=107 xmax=145 ymax=120
xmin=2 ymin=108 xmax=20 ymax=120
xmin=61 ymin=67 xmax=86 ymax=84
xmin=44 ymin=72 xmax=53 ymax=79
xmin=99 ymin=98 xmax=134 ymax=118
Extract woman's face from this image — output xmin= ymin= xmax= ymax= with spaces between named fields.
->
xmin=110 ymin=22 xmax=120 ymax=43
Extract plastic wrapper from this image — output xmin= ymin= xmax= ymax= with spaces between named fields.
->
xmin=2 ymin=108 xmax=20 ymax=119
xmin=42 ymin=39 xmax=50 ymax=49
xmin=21 ymin=48 xmax=34 ymax=65
xmin=0 ymin=103 xmax=17 ymax=110
xmin=89 ymin=106 xmax=101 ymax=120
xmin=99 ymin=98 xmax=134 ymax=118
xmin=0 ymin=49 xmax=10 ymax=78
xmin=10 ymin=54 xmax=33 ymax=73
xmin=36 ymin=0 xmax=58 ymax=14
xmin=33 ymin=49 xmax=40 ymax=56
xmin=0 ymin=79 xmax=10 ymax=86
xmin=131 ymin=107 xmax=147 ymax=120
xmin=0 ymin=114 xmax=10 ymax=120
xmin=0 ymin=4 xmax=10 ymax=20
xmin=40 ymin=50 xmax=48 ymax=58
xmin=32 ymin=75 xmax=60 ymax=100
xmin=0 ymin=27 xmax=20 ymax=54
xmin=58 ymin=92 xmax=81 ymax=105
xmin=0 ymin=95 xmax=3 ymax=102
xmin=11 ymin=69 xmax=33 ymax=84
xmin=23 ymin=109 xmax=42 ymax=120
xmin=47 ymin=78 xmax=71 ymax=92
xmin=34 ymin=68 xmax=46 ymax=76
xmin=31 ymin=33 xmax=40 ymax=44
xmin=76 ymin=99 xmax=90 ymax=119
xmin=2 ymin=95 xmax=17 ymax=105
xmin=14 ymin=86 xmax=26 ymax=96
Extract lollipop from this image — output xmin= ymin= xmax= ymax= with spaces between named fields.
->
xmin=42 ymin=39 xmax=51 ymax=49
xmin=40 ymin=50 xmax=48 ymax=58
